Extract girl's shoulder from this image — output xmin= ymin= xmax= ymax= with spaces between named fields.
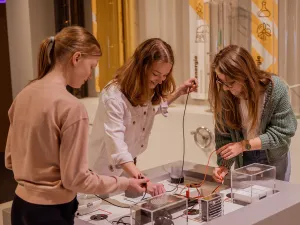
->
xmin=101 ymin=83 xmax=130 ymax=108
xmin=270 ymin=75 xmax=289 ymax=97
xmin=102 ymin=83 xmax=122 ymax=97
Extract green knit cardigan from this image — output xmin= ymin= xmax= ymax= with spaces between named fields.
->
xmin=216 ymin=76 xmax=298 ymax=168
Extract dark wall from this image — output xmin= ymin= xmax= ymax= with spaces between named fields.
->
xmin=54 ymin=0 xmax=88 ymax=98
xmin=0 ymin=3 xmax=17 ymax=203
xmin=0 ymin=2 xmax=12 ymax=151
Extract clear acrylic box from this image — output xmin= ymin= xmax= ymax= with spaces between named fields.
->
xmin=130 ymin=193 xmax=188 ymax=225
xmin=231 ymin=163 xmax=276 ymax=204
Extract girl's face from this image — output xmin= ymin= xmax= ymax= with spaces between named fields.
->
xmin=215 ymin=68 xmax=243 ymax=98
xmin=148 ymin=61 xmax=172 ymax=89
xmin=67 ymin=52 xmax=100 ymax=88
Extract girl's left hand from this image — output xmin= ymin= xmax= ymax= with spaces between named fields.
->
xmin=216 ymin=142 xmax=244 ymax=160
xmin=178 ymin=78 xmax=198 ymax=95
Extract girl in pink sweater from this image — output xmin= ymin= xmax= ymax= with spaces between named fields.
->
xmin=5 ymin=26 xmax=147 ymax=225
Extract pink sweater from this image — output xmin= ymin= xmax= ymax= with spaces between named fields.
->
xmin=5 ymin=80 xmax=129 ymax=205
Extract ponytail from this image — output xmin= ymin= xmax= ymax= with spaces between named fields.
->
xmin=29 ymin=36 xmax=55 ymax=84
xmin=37 ymin=36 xmax=55 ymax=80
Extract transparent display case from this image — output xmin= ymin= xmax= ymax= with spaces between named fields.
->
xmin=130 ymin=194 xmax=188 ymax=225
xmin=231 ymin=163 xmax=276 ymax=204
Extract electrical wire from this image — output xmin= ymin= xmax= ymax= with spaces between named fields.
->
xmin=112 ymin=215 xmax=141 ymax=225
xmin=112 ymin=216 xmax=130 ymax=225
xmin=166 ymin=90 xmax=191 ymax=194
xmin=181 ymin=149 xmax=227 ymax=198
xmin=182 ymin=88 xmax=190 ymax=182
xmin=166 ymin=85 xmax=224 ymax=198
xmin=136 ymin=186 xmax=148 ymax=203
xmin=94 ymin=195 xmax=130 ymax=208
xmin=166 ymin=86 xmax=224 ymax=198
xmin=211 ymin=184 xmax=222 ymax=194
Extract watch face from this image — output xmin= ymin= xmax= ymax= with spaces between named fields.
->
xmin=245 ymin=143 xmax=251 ymax=150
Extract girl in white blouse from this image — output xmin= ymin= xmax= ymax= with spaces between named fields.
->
xmin=89 ymin=38 xmax=198 ymax=196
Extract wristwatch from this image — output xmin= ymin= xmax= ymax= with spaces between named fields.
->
xmin=243 ymin=140 xmax=251 ymax=151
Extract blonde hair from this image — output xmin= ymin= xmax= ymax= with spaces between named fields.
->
xmin=34 ymin=26 xmax=101 ymax=82
xmin=208 ymin=45 xmax=273 ymax=133
xmin=107 ymin=38 xmax=176 ymax=106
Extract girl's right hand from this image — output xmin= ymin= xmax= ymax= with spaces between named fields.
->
xmin=212 ymin=166 xmax=228 ymax=183
xmin=127 ymin=178 xmax=149 ymax=194
xmin=146 ymin=182 xmax=166 ymax=196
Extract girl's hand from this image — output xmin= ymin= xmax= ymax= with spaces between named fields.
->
xmin=212 ymin=166 xmax=228 ymax=183
xmin=216 ymin=142 xmax=244 ymax=160
xmin=146 ymin=182 xmax=166 ymax=196
xmin=178 ymin=78 xmax=198 ymax=95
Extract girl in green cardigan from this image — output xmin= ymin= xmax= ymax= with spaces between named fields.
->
xmin=208 ymin=45 xmax=297 ymax=182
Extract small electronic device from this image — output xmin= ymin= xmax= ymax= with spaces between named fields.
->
xmin=200 ymin=193 xmax=223 ymax=222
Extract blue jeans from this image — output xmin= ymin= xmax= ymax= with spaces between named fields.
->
xmin=243 ymin=150 xmax=290 ymax=181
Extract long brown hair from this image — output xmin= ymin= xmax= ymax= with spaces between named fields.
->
xmin=34 ymin=26 xmax=101 ymax=82
xmin=208 ymin=45 xmax=273 ymax=133
xmin=107 ymin=38 xmax=176 ymax=106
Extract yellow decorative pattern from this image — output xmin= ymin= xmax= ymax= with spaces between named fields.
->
xmin=91 ymin=0 xmax=100 ymax=92
xmin=92 ymin=0 xmax=137 ymax=92
xmin=251 ymin=0 xmax=278 ymax=74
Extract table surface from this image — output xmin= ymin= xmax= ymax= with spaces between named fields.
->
xmin=73 ymin=161 xmax=300 ymax=225
xmin=3 ymin=161 xmax=300 ymax=225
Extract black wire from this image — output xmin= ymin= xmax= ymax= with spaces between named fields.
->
xmin=133 ymin=186 xmax=148 ymax=204
xmin=116 ymin=216 xmax=130 ymax=224
xmin=95 ymin=195 xmax=130 ymax=208
xmin=112 ymin=215 xmax=141 ymax=225
xmin=106 ymin=218 xmax=113 ymax=224
xmin=182 ymin=91 xmax=190 ymax=180
xmin=166 ymin=186 xmax=178 ymax=192
xmin=140 ymin=186 xmax=148 ymax=201
xmin=168 ymin=92 xmax=192 ymax=223
xmin=166 ymin=91 xmax=190 ymax=194
xmin=112 ymin=218 xmax=129 ymax=225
